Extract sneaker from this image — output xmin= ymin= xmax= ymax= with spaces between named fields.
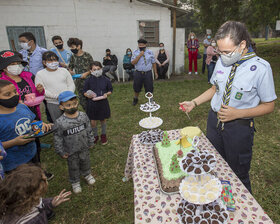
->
xmin=72 ymin=182 xmax=82 ymax=194
xmin=188 ymin=72 xmax=192 ymax=75
xmin=45 ymin=172 xmax=54 ymax=181
xmin=85 ymin=174 xmax=96 ymax=185
xmin=94 ymin=136 xmax=99 ymax=144
xmin=195 ymin=72 xmax=198 ymax=75
xmin=132 ymin=97 xmax=138 ymax=106
xmin=101 ymin=134 xmax=108 ymax=145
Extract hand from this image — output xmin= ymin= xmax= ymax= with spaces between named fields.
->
xmin=60 ymin=62 xmax=68 ymax=68
xmin=139 ymin=51 xmax=145 ymax=57
xmin=42 ymin=122 xmax=53 ymax=132
xmin=52 ymin=189 xmax=72 ymax=207
xmin=155 ymin=73 xmax=158 ymax=79
xmin=36 ymin=84 xmax=44 ymax=93
xmin=103 ymin=93 xmax=107 ymax=98
xmin=14 ymin=135 xmax=35 ymax=146
xmin=158 ymin=64 xmax=162 ymax=67
xmin=0 ymin=156 xmax=3 ymax=160
xmin=217 ymin=104 xmax=239 ymax=122
xmin=179 ymin=101 xmax=195 ymax=113
xmin=62 ymin=153 xmax=69 ymax=159
xmin=81 ymin=72 xmax=88 ymax=79
xmin=84 ymin=93 xmax=92 ymax=99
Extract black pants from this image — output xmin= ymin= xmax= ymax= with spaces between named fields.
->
xmin=206 ymin=109 xmax=254 ymax=193
xmin=133 ymin=70 xmax=153 ymax=93
xmin=43 ymin=100 xmax=53 ymax=123
xmin=202 ymin=54 xmax=207 ymax=74
xmin=156 ymin=63 xmax=169 ymax=79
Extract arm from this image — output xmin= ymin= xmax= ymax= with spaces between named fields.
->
xmin=85 ymin=116 xmax=95 ymax=147
xmin=113 ymin=55 xmax=118 ymax=66
xmin=81 ymin=54 xmax=94 ymax=79
xmin=155 ymin=51 xmax=161 ymax=65
xmin=2 ymin=136 xmax=35 ymax=149
xmin=53 ymin=123 xmax=67 ymax=157
xmin=35 ymin=75 xmax=58 ymax=99
xmin=162 ymin=50 xmax=170 ymax=65
xmin=218 ymin=101 xmax=275 ymax=122
xmin=68 ymin=56 xmax=75 ymax=75
xmin=131 ymin=51 xmax=144 ymax=65
xmin=179 ymin=86 xmax=216 ymax=113
xmin=153 ymin=63 xmax=158 ymax=79
xmin=65 ymin=70 xmax=75 ymax=92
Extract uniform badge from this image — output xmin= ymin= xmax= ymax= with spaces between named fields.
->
xmin=250 ymin=65 xmax=257 ymax=71
xmin=235 ymin=92 xmax=243 ymax=100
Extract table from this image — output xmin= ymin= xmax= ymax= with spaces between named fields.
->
xmin=124 ymin=129 xmax=274 ymax=224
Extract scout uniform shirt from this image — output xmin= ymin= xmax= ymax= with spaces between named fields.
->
xmin=210 ymin=56 xmax=277 ymax=113
xmin=132 ymin=49 xmax=155 ymax=72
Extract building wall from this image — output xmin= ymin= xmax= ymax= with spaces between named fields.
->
xmin=0 ymin=0 xmax=185 ymax=73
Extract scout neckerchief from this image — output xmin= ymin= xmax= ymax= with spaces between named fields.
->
xmin=143 ymin=51 xmax=147 ymax=65
xmin=218 ymin=46 xmax=256 ymax=130
xmin=26 ymin=51 xmax=33 ymax=72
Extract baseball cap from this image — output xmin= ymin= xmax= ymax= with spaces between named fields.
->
xmin=0 ymin=50 xmax=28 ymax=70
xmin=58 ymin=91 xmax=77 ymax=104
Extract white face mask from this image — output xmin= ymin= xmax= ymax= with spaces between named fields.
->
xmin=46 ymin=62 xmax=59 ymax=70
xmin=20 ymin=42 xmax=31 ymax=50
xmin=220 ymin=45 xmax=244 ymax=67
xmin=91 ymin=69 xmax=103 ymax=77
xmin=211 ymin=43 xmax=216 ymax=47
xmin=7 ymin=64 xmax=24 ymax=76
xmin=191 ymin=36 xmax=194 ymax=39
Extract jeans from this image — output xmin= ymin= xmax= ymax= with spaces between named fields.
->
xmin=202 ymin=54 xmax=207 ymax=74
xmin=103 ymin=65 xmax=118 ymax=81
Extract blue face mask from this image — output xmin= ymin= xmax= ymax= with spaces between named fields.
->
xmin=127 ymin=52 xmax=132 ymax=55
xmin=207 ymin=35 xmax=211 ymax=39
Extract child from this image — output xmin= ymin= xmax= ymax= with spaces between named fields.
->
xmin=35 ymin=51 xmax=75 ymax=122
xmin=0 ymin=164 xmax=71 ymax=223
xmin=0 ymin=80 xmax=51 ymax=173
xmin=84 ymin=61 xmax=113 ymax=145
xmin=54 ymin=91 xmax=95 ymax=193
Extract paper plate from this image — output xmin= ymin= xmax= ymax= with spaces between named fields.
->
xmin=24 ymin=96 xmax=45 ymax=107
xmin=139 ymin=117 xmax=163 ymax=129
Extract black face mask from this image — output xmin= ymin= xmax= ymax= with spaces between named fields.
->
xmin=64 ymin=107 xmax=78 ymax=115
xmin=0 ymin=95 xmax=19 ymax=108
xmin=56 ymin=44 xmax=63 ymax=50
xmin=71 ymin=49 xmax=78 ymax=54
xmin=139 ymin=47 xmax=146 ymax=52
xmin=106 ymin=53 xmax=110 ymax=56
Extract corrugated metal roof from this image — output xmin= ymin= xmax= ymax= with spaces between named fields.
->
xmin=136 ymin=0 xmax=189 ymax=13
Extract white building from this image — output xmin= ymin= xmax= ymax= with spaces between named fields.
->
xmin=0 ymin=0 xmax=186 ymax=75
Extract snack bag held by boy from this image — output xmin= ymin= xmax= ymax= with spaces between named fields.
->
xmin=54 ymin=91 xmax=95 ymax=193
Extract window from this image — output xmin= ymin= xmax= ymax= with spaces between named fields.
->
xmin=139 ymin=21 xmax=159 ymax=47
xmin=6 ymin=26 xmax=46 ymax=51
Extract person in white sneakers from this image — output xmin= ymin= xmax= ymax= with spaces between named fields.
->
xmin=35 ymin=51 xmax=75 ymax=122
xmin=54 ymin=91 xmax=96 ymax=193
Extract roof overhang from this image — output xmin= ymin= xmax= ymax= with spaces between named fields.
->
xmin=136 ymin=0 xmax=189 ymax=14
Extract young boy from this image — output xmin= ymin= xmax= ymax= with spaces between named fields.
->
xmin=67 ymin=37 xmax=94 ymax=111
xmin=54 ymin=91 xmax=95 ymax=193
xmin=35 ymin=51 xmax=75 ymax=122
xmin=0 ymin=80 xmax=51 ymax=172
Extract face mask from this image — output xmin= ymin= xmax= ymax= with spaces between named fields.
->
xmin=106 ymin=53 xmax=110 ymax=56
xmin=211 ymin=43 xmax=216 ymax=47
xmin=159 ymin=47 xmax=164 ymax=50
xmin=91 ymin=69 xmax=103 ymax=77
xmin=220 ymin=45 xmax=244 ymax=67
xmin=7 ymin=64 xmax=24 ymax=76
xmin=207 ymin=35 xmax=211 ymax=39
xmin=127 ymin=51 xmax=132 ymax=55
xmin=64 ymin=107 xmax=78 ymax=115
xmin=20 ymin=42 xmax=31 ymax=50
xmin=70 ymin=48 xmax=78 ymax=54
xmin=191 ymin=36 xmax=194 ymax=39
xmin=46 ymin=62 xmax=59 ymax=70
xmin=139 ymin=47 xmax=146 ymax=52
xmin=56 ymin=44 xmax=63 ymax=50
xmin=0 ymin=95 xmax=19 ymax=108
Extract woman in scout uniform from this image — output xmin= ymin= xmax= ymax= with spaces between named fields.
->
xmin=179 ymin=21 xmax=277 ymax=193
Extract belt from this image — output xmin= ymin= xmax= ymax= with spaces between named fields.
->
xmin=136 ymin=70 xmax=151 ymax=74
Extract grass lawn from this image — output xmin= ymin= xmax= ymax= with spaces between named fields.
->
xmin=42 ymin=41 xmax=280 ymax=224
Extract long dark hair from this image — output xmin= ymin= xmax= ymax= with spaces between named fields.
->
xmin=215 ymin=21 xmax=252 ymax=48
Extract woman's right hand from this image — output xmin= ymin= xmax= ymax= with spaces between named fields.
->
xmin=179 ymin=101 xmax=195 ymax=113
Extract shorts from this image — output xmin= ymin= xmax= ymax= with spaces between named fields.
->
xmin=133 ymin=70 xmax=153 ymax=93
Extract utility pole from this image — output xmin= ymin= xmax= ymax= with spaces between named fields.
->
xmin=172 ymin=0 xmax=177 ymax=75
